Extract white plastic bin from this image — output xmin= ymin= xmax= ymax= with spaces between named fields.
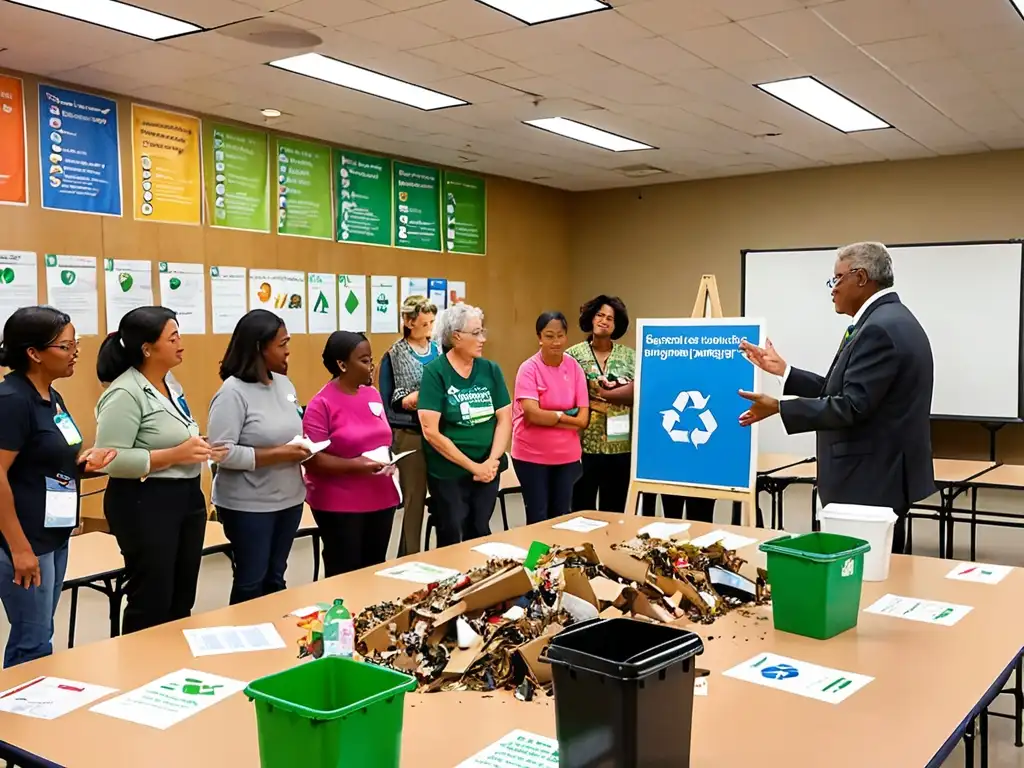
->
xmin=817 ymin=503 xmax=897 ymax=581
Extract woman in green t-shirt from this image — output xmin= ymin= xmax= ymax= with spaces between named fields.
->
xmin=418 ymin=304 xmax=511 ymax=546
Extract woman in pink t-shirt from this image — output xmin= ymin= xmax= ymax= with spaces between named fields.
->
xmin=302 ymin=331 xmax=399 ymax=577
xmin=511 ymin=311 xmax=591 ymax=524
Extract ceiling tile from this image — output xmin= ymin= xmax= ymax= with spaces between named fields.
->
xmin=519 ymin=49 xmax=614 ymax=76
xmin=616 ymin=0 xmax=731 ymax=34
xmin=815 ymin=0 xmax=931 ymax=44
xmin=912 ymin=0 xmax=1022 ymax=31
xmin=277 ymin=0 xmax=388 ymax=26
xmin=716 ymin=56 xmax=810 ymax=84
xmin=860 ymin=36 xmax=953 ymax=67
xmin=48 ymin=67 xmax=149 ymax=96
xmin=466 ymin=25 xmax=571 ymax=60
xmin=356 ymin=51 xmax=464 ymax=83
xmin=474 ymin=64 xmax=538 ymax=84
xmin=402 ymin=0 xmax=521 ymax=38
xmin=583 ymin=36 xmax=710 ymax=75
xmin=940 ymin=23 xmax=1024 ymax=56
xmin=891 ymin=58 xmax=988 ymax=98
xmin=430 ymin=74 xmax=527 ymax=103
xmin=669 ymin=23 xmax=784 ymax=67
xmin=708 ymin=0 xmax=805 ymax=20
xmin=344 ymin=13 xmax=454 ymax=49
xmin=90 ymin=45 xmax=234 ymax=86
xmin=137 ymin=0 xmax=258 ymax=26
xmin=851 ymin=129 xmax=935 ymax=160
xmin=0 ymin=45 xmax=114 ymax=75
xmin=557 ymin=65 xmax=661 ymax=95
xmin=552 ymin=9 xmax=653 ymax=44
xmin=410 ymin=40 xmax=510 ymax=72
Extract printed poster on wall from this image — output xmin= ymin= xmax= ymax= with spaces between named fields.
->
xmin=0 ymin=251 xmax=37 ymax=328
xmin=131 ymin=105 xmax=201 ymax=225
xmin=428 ymin=278 xmax=447 ymax=310
xmin=104 ymin=259 xmax=153 ymax=333
xmin=338 ymin=274 xmax=367 ymax=333
xmin=39 ymin=84 xmax=122 ymax=216
xmin=307 ymin=273 xmax=337 ymax=334
xmin=158 ymin=262 xmax=206 ymax=335
xmin=334 ymin=149 xmax=392 ymax=246
xmin=45 ymin=255 xmax=98 ymax=335
xmin=443 ymin=171 xmax=486 ymax=255
xmin=250 ymin=269 xmax=306 ymax=334
xmin=400 ymin=277 xmax=428 ymax=305
xmin=0 ymin=75 xmax=27 ymax=205
xmin=393 ymin=162 xmax=441 ymax=252
xmin=210 ymin=266 xmax=247 ymax=334
xmin=448 ymin=281 xmax=466 ymax=306
xmin=277 ymin=138 xmax=332 ymax=240
xmin=370 ymin=275 xmax=398 ymax=334
xmin=204 ymin=122 xmax=270 ymax=233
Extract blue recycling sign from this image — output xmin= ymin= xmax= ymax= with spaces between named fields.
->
xmin=761 ymin=664 xmax=800 ymax=681
xmin=633 ymin=318 xmax=765 ymax=491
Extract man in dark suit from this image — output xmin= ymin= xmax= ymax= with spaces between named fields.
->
xmin=738 ymin=242 xmax=935 ymax=554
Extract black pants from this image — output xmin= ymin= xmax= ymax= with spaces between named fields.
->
xmin=512 ymin=458 xmax=582 ymax=525
xmin=217 ymin=504 xmax=302 ymax=605
xmin=644 ymin=495 xmax=716 ymax=523
xmin=892 ymin=507 xmax=908 ymax=555
xmin=571 ymin=452 xmax=632 ymax=513
xmin=427 ymin=474 xmax=500 ymax=547
xmin=104 ymin=477 xmax=206 ymax=634
xmin=312 ymin=508 xmax=395 ymax=578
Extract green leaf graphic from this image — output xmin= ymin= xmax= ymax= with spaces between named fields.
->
xmin=119 ymin=273 xmax=133 ymax=293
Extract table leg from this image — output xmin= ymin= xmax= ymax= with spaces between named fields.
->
xmin=970 ymin=486 xmax=979 ymax=563
xmin=981 ymin=708 xmax=989 ymax=768
xmin=777 ymin=485 xmax=786 ymax=530
xmin=109 ymin=575 xmax=123 ymax=638
xmin=67 ymin=585 xmax=79 ymax=650
xmin=770 ymin=486 xmax=777 ymax=529
xmin=810 ymin=486 xmax=820 ymax=532
xmin=499 ymin=494 xmax=510 ymax=531
xmin=945 ymin=486 xmax=957 ymax=560
xmin=964 ymin=717 xmax=976 ymax=768
xmin=731 ymin=500 xmax=743 ymax=526
xmin=937 ymin=488 xmax=949 ymax=559
xmin=1015 ymin=656 xmax=1023 ymax=748
xmin=312 ymin=533 xmax=321 ymax=582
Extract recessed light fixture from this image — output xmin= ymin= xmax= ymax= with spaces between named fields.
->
xmin=5 ymin=0 xmax=200 ymax=40
xmin=474 ymin=0 xmax=610 ymax=25
xmin=756 ymin=76 xmax=889 ymax=133
xmin=260 ymin=108 xmax=282 ymax=118
xmin=523 ymin=117 xmax=654 ymax=152
xmin=268 ymin=52 xmax=467 ymax=111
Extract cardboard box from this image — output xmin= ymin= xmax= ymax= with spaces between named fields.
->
xmin=514 ymin=623 xmax=563 ymax=684
xmin=458 ymin=567 xmax=533 ymax=613
xmin=361 ymin=607 xmax=413 ymax=653
xmin=595 ymin=544 xmax=650 ymax=583
xmin=563 ymin=568 xmax=599 ymax=610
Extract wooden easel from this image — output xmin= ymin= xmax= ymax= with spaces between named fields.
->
xmin=624 ymin=274 xmax=759 ymax=526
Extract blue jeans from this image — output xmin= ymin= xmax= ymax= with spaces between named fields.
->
xmin=0 ymin=541 xmax=69 ymax=668
xmin=512 ymin=459 xmax=583 ymax=525
xmin=217 ymin=505 xmax=302 ymax=605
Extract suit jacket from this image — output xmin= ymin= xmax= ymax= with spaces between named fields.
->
xmin=779 ymin=293 xmax=935 ymax=510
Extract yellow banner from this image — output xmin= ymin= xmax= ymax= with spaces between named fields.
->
xmin=131 ymin=104 xmax=201 ymax=224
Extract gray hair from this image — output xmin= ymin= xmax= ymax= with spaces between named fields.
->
xmin=433 ymin=303 xmax=483 ymax=349
xmin=837 ymin=242 xmax=894 ymax=289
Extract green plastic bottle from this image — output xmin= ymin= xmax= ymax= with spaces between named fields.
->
xmin=323 ymin=599 xmax=354 ymax=658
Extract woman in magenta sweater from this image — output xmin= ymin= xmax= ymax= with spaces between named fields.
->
xmin=302 ymin=331 xmax=398 ymax=577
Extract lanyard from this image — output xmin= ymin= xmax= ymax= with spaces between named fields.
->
xmin=589 ymin=342 xmax=612 ymax=376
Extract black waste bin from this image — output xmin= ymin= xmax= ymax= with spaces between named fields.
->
xmin=544 ymin=617 xmax=704 ymax=768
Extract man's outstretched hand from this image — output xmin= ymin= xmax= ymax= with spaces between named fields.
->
xmin=740 ymin=339 xmax=787 ymax=377
xmin=738 ymin=390 xmax=780 ymax=426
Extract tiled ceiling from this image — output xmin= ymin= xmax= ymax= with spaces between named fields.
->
xmin=1 ymin=0 xmax=1024 ymax=190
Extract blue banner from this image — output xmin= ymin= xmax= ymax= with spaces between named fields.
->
xmin=635 ymin=320 xmax=764 ymax=490
xmin=39 ymin=84 xmax=121 ymax=216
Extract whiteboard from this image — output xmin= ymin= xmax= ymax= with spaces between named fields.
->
xmin=742 ymin=242 xmax=1023 ymax=456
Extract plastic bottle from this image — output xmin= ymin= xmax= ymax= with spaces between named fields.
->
xmin=323 ymin=598 xmax=354 ymax=658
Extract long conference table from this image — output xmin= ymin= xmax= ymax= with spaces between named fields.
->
xmin=0 ymin=512 xmax=1021 ymax=767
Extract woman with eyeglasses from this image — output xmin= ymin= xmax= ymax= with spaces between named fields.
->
xmin=95 ymin=306 xmax=227 ymax=633
xmin=418 ymin=304 xmax=511 ymax=546
xmin=0 ymin=307 xmax=115 ymax=667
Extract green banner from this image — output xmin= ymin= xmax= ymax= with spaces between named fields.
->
xmin=204 ymin=122 xmax=270 ymax=232
xmin=393 ymin=161 xmax=441 ymax=252
xmin=334 ymin=149 xmax=392 ymax=246
xmin=276 ymin=138 xmax=332 ymax=239
xmin=443 ymin=171 xmax=486 ymax=255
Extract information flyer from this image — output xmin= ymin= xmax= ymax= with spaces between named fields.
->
xmin=158 ymin=262 xmax=206 ymax=334
xmin=370 ymin=275 xmax=398 ymax=334
xmin=394 ymin=162 xmax=441 ymax=251
xmin=209 ymin=266 xmax=247 ymax=334
xmin=204 ymin=123 xmax=269 ymax=232
xmin=131 ymin=105 xmax=201 ymax=225
xmin=104 ymin=259 xmax=153 ymax=333
xmin=400 ymin=277 xmax=428 ymax=304
xmin=456 ymin=730 xmax=559 ymax=767
xmin=428 ymin=277 xmax=447 ymax=310
xmin=0 ymin=75 xmax=27 ymax=205
xmin=449 ymin=280 xmax=466 ymax=306
xmin=0 ymin=251 xmax=37 ymax=328
xmin=0 ymin=676 xmax=117 ymax=720
xmin=863 ymin=594 xmax=973 ymax=626
xmin=250 ymin=269 xmax=306 ymax=334
xmin=276 ymin=138 xmax=332 ymax=239
xmin=335 ymin=149 xmax=392 ymax=246
xmin=39 ymin=84 xmax=122 ymax=216
xmin=307 ymin=272 xmax=337 ymax=334
xmin=45 ymin=254 xmax=98 ymax=335
xmin=724 ymin=653 xmax=873 ymax=704
xmin=338 ymin=274 xmax=367 ymax=333
xmin=443 ymin=171 xmax=486 ymax=254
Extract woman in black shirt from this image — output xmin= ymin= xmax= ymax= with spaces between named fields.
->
xmin=0 ymin=306 xmax=114 ymax=668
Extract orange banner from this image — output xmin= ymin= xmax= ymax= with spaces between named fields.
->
xmin=0 ymin=75 xmax=27 ymax=205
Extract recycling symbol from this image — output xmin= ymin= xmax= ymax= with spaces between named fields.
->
xmin=660 ymin=391 xmax=717 ymax=447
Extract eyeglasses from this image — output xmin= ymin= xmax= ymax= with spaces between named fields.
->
xmin=459 ymin=328 xmax=488 ymax=339
xmin=826 ymin=268 xmax=862 ymax=290
xmin=46 ymin=338 xmax=80 ymax=353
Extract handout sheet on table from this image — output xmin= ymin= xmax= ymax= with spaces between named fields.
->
xmin=182 ymin=623 xmax=286 ymax=657
xmin=688 ymin=529 xmax=759 ymax=550
xmin=90 ymin=669 xmax=246 ymax=730
xmin=471 ymin=542 xmax=530 ymax=561
xmin=551 ymin=517 xmax=608 ymax=533
xmin=863 ymin=594 xmax=973 ymax=626
xmin=456 ymin=729 xmax=559 ymax=767
xmin=376 ymin=561 xmax=462 ymax=584
xmin=946 ymin=562 xmax=1013 ymax=584
xmin=724 ymin=653 xmax=872 ymax=704
xmin=0 ymin=676 xmax=117 ymax=720
xmin=637 ymin=521 xmax=691 ymax=539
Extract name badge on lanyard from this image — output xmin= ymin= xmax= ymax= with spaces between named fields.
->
xmin=44 ymin=473 xmax=77 ymax=528
xmin=606 ymin=413 xmax=631 ymax=443
xmin=53 ymin=406 xmax=82 ymax=446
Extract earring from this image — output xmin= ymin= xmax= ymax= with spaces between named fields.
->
xmin=144 ymin=351 xmax=151 ymax=358
xmin=340 ymin=365 xmax=347 ymax=373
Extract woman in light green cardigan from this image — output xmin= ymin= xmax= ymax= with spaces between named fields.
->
xmin=94 ymin=306 xmax=225 ymax=633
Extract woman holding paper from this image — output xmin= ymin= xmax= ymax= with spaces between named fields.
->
xmin=303 ymin=331 xmax=399 ymax=577
xmin=512 ymin=311 xmax=589 ymax=523
xmin=0 ymin=307 xmax=115 ymax=667
xmin=208 ymin=310 xmax=310 ymax=605
xmin=418 ymin=304 xmax=511 ymax=546
xmin=95 ymin=307 xmax=226 ymax=633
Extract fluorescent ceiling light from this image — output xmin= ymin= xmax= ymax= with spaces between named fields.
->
xmin=5 ymin=0 xmax=200 ymax=40
xmin=524 ymin=117 xmax=654 ymax=152
xmin=269 ymin=52 xmax=467 ymax=111
xmin=260 ymin=108 xmax=282 ymax=118
xmin=756 ymin=76 xmax=889 ymax=133
xmin=475 ymin=0 xmax=610 ymax=24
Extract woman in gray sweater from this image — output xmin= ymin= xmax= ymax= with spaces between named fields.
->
xmin=208 ymin=310 xmax=310 ymax=605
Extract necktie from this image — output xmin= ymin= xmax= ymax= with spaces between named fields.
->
xmin=839 ymin=325 xmax=856 ymax=352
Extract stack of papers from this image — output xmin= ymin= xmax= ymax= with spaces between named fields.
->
xmin=376 ymin=561 xmax=462 ymax=584
xmin=0 ymin=677 xmax=116 ymax=720
xmin=688 ymin=529 xmax=759 ymax=550
xmin=182 ymin=623 xmax=286 ymax=657
xmin=552 ymin=517 xmax=608 ymax=533
xmin=471 ymin=542 xmax=530 ymax=561
xmin=288 ymin=435 xmax=331 ymax=460
xmin=637 ymin=521 xmax=691 ymax=539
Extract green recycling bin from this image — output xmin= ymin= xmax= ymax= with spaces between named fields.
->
xmin=245 ymin=656 xmax=417 ymax=768
xmin=760 ymin=532 xmax=871 ymax=640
